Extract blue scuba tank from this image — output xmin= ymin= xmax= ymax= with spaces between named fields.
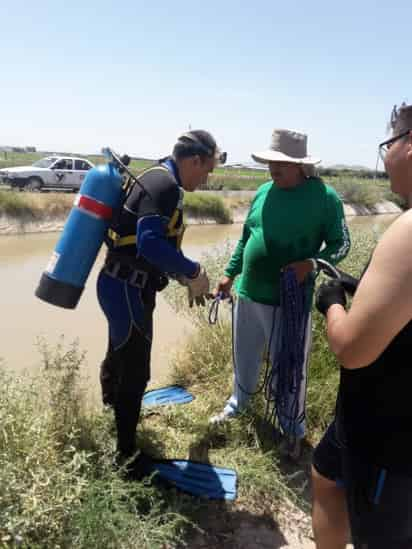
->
xmin=35 ymin=162 xmax=124 ymax=309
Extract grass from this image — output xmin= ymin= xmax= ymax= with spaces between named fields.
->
xmin=206 ymin=172 xmax=399 ymax=212
xmin=0 ymin=190 xmax=73 ymax=220
xmin=0 ymin=190 xmax=232 ymax=225
xmin=0 ymin=152 xmax=43 ymax=170
xmin=0 ymin=224 xmax=380 ymax=547
xmin=0 ymin=341 xmax=189 ymax=549
xmin=327 ymin=176 xmax=387 ymax=209
xmin=207 ymin=174 xmax=268 ymax=191
xmin=183 ymin=193 xmax=232 ymax=224
xmin=206 ymin=173 xmax=395 ymax=210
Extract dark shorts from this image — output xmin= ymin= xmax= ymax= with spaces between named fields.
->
xmin=313 ymin=421 xmax=412 ymax=549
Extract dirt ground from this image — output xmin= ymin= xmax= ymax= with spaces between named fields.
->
xmin=173 ymin=440 xmax=355 ymax=549
xmin=180 ymin=499 xmax=315 ymax=549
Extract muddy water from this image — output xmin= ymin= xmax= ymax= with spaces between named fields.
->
xmin=0 ymin=224 xmax=242 ymax=402
xmin=0 ymin=215 xmax=397 ymax=401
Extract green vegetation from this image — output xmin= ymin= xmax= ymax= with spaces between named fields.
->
xmin=0 ymin=189 xmax=38 ymax=218
xmin=328 ymin=176 xmax=383 ymax=209
xmin=87 ymin=156 xmax=153 ymax=174
xmin=0 ymin=190 xmax=231 ymax=225
xmin=0 ymin=152 xmax=43 ymax=170
xmin=0 ymin=190 xmax=73 ymax=219
xmin=0 ymin=150 xmax=400 ymax=212
xmin=207 ymin=173 xmax=399 ymax=211
xmin=0 ymin=226 xmax=379 ymax=547
xmin=0 ymin=151 xmax=152 ymax=174
xmin=207 ymin=174 xmax=267 ymax=191
xmin=183 ymin=193 xmax=232 ymax=224
xmin=0 ymin=342 xmax=188 ymax=549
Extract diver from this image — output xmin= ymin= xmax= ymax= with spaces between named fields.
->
xmin=97 ymin=130 xmax=226 ymax=475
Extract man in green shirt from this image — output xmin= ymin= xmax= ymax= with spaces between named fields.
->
xmin=210 ymin=129 xmax=350 ymax=459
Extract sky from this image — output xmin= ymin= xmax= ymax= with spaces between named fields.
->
xmin=1 ymin=1 xmax=411 ymax=169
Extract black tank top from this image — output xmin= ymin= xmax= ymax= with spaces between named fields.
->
xmin=336 ymin=310 xmax=412 ymax=474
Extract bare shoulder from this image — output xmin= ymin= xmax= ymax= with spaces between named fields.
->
xmin=373 ymin=211 xmax=412 ymax=274
xmin=388 ymin=209 xmax=412 ymax=230
xmin=379 ymin=211 xmax=412 ymax=245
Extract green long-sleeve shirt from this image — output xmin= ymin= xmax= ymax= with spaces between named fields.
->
xmin=225 ymin=178 xmax=350 ymax=305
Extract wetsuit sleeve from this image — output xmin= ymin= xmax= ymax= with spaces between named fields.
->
xmin=127 ymin=170 xmax=198 ymax=277
xmin=137 ymin=215 xmax=198 ymax=277
xmin=316 ymin=187 xmax=351 ymax=266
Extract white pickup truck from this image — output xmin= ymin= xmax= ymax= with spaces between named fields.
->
xmin=0 ymin=156 xmax=95 ymax=191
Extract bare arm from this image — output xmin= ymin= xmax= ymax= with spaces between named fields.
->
xmin=325 ymin=211 xmax=412 ymax=369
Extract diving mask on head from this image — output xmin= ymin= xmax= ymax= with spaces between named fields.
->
xmin=178 ymin=132 xmax=227 ymax=166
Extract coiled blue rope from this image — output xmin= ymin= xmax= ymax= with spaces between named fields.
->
xmin=209 ymin=262 xmax=338 ymax=442
xmin=208 ymin=269 xmax=312 ymax=429
xmin=264 ymin=268 xmax=311 ymax=437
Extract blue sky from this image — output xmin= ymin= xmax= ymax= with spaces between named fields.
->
xmin=1 ymin=1 xmax=411 ymax=168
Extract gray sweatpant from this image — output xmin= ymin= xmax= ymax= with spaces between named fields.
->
xmin=224 ymin=296 xmax=312 ymax=438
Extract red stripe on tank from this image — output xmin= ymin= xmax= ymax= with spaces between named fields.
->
xmin=74 ymin=195 xmax=113 ymax=220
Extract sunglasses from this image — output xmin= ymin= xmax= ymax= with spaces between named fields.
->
xmin=378 ymin=130 xmax=411 ymax=162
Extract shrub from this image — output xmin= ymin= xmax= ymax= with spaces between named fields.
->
xmin=0 ymin=190 xmax=37 ymax=219
xmin=184 ymin=193 xmax=232 ymax=224
xmin=0 ymin=191 xmax=73 ymax=220
xmin=0 ymin=339 xmax=188 ymax=548
xmin=326 ymin=177 xmax=384 ymax=209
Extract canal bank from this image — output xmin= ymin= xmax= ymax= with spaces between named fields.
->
xmin=0 ymin=198 xmax=403 ymax=236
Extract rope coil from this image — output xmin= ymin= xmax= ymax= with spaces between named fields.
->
xmin=207 ymin=260 xmax=339 ymax=437
xmin=264 ymin=268 xmax=310 ymax=436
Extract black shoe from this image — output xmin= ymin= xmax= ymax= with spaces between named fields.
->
xmin=115 ymin=451 xmax=154 ymax=481
xmin=279 ymin=435 xmax=302 ymax=461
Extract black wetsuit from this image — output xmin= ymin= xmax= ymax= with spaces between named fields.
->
xmin=313 ymin=271 xmax=412 ymax=548
xmin=97 ymin=158 xmax=198 ymax=457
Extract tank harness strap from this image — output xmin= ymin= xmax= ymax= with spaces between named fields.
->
xmin=107 ymin=164 xmax=184 ymax=251
xmin=107 ymin=208 xmax=184 ymax=250
xmin=107 ymin=229 xmax=136 ymax=248
xmin=166 ymin=210 xmax=186 ymax=249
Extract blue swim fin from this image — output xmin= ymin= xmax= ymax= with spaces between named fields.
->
xmin=142 ymin=385 xmax=194 ymax=407
xmin=149 ymin=459 xmax=237 ymax=500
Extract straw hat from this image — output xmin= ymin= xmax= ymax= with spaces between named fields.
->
xmin=251 ymin=129 xmax=321 ymax=166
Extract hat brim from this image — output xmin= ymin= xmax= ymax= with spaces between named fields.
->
xmin=251 ymin=150 xmax=321 ymax=165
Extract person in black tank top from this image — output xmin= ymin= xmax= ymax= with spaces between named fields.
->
xmin=312 ymin=103 xmax=412 ymax=549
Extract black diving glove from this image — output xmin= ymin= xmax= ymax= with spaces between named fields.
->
xmin=315 ymin=280 xmax=347 ymax=316
xmin=336 ymin=268 xmax=359 ymax=296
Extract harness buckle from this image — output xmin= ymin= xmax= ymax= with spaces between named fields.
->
xmin=104 ymin=261 xmax=148 ymax=289
xmin=128 ymin=269 xmax=148 ymax=288
xmin=106 ymin=261 xmax=120 ymax=278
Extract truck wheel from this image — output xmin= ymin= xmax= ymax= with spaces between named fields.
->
xmin=26 ymin=177 xmax=43 ymax=192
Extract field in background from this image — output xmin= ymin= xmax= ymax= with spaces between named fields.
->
xmin=1 ymin=151 xmax=400 ymax=210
